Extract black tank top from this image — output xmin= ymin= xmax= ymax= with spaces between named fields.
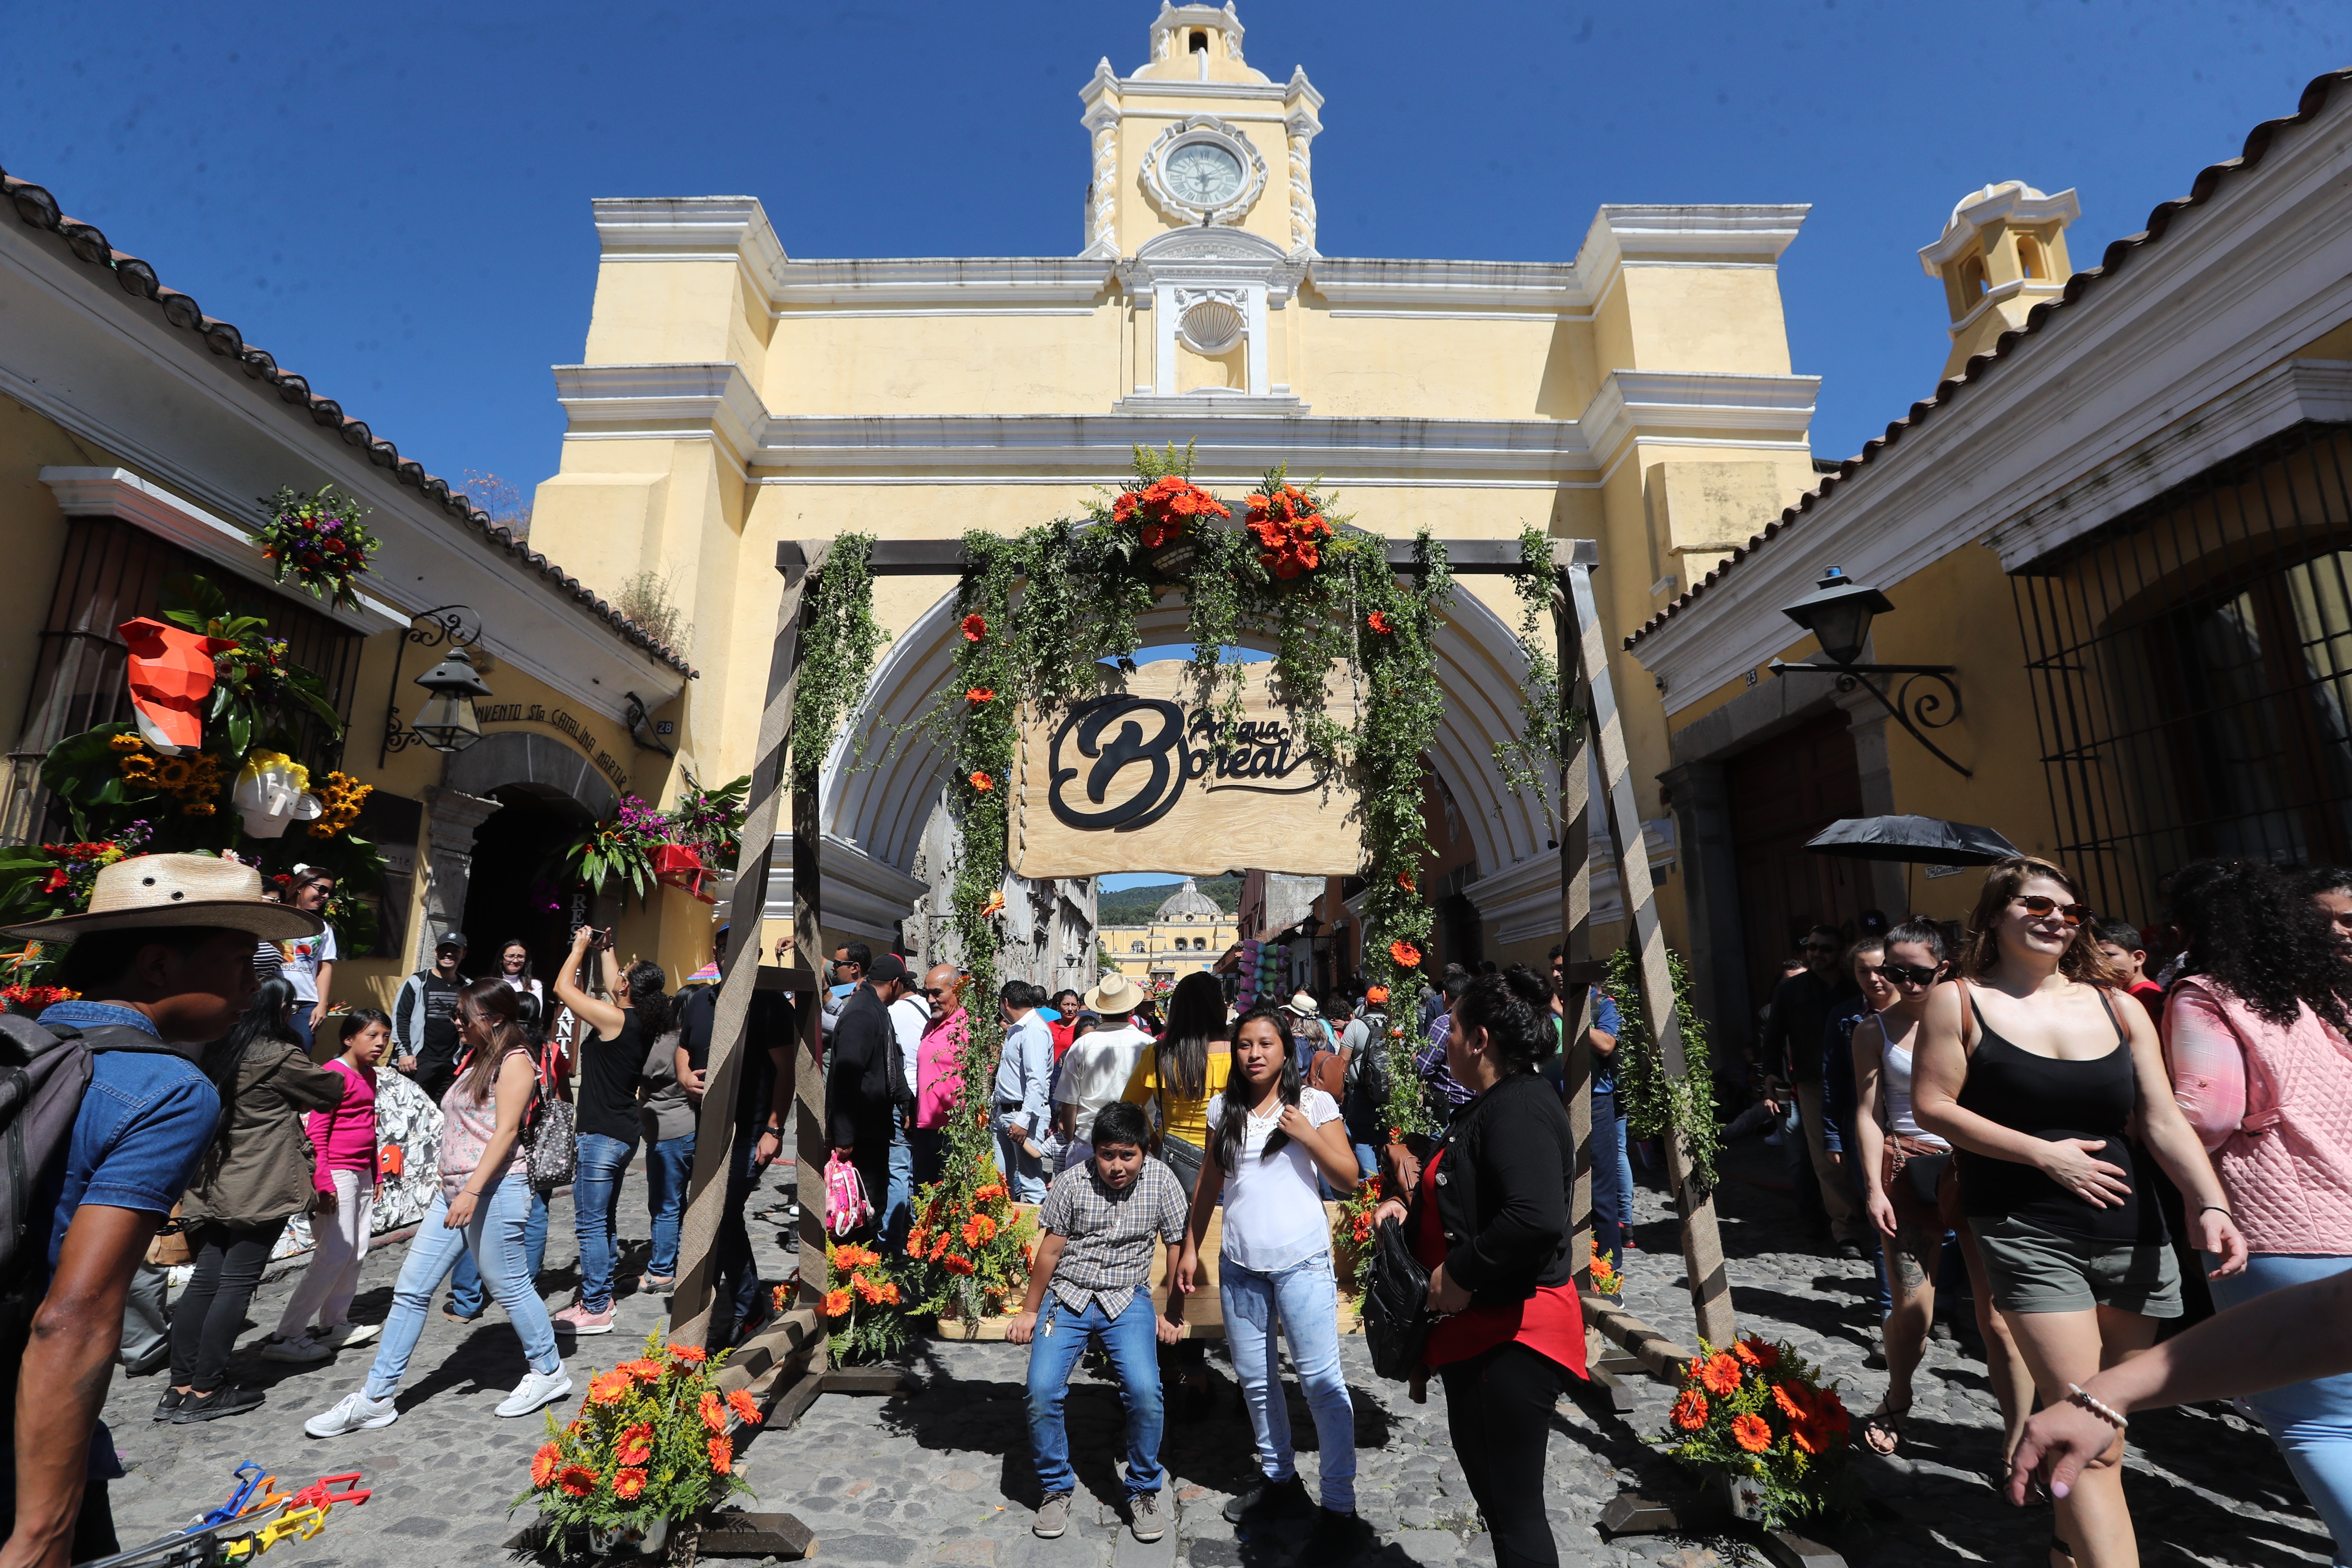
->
xmin=1954 ymin=986 xmax=2164 ymax=1243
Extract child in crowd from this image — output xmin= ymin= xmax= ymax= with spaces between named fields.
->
xmin=1007 ymin=1101 xmax=1187 ymax=1546
xmin=2095 ymin=918 xmax=2166 ymax=1021
xmin=259 ymin=1008 xmax=392 ymax=1360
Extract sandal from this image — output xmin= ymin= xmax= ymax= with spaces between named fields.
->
xmin=1858 ymin=1396 xmax=1911 ymax=1456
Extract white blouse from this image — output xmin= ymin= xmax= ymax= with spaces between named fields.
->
xmin=1207 ymin=1087 xmax=1342 ymax=1274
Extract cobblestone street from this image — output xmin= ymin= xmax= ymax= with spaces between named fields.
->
xmin=98 ymin=1143 xmax=2333 ymax=1568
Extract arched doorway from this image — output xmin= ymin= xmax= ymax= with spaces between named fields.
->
xmin=459 ymin=789 xmax=588 ymax=992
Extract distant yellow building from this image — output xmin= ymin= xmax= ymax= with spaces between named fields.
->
xmin=1101 ymin=878 xmax=1238 ymax=988
xmin=527 ymin=1 xmax=1821 ymax=980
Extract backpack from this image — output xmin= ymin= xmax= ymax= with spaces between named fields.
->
xmin=0 ymin=1012 xmax=186 ymax=1289
xmin=1308 ymin=1038 xmax=1350 ymax=1101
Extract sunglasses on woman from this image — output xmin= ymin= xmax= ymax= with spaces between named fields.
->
xmin=1870 ymin=960 xmax=1942 ymax=988
xmin=2013 ymin=894 xmax=2095 ymax=926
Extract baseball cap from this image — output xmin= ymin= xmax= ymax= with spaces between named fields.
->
xmin=867 ymin=953 xmax=909 ymax=986
xmin=436 ymin=930 xmax=469 ymax=950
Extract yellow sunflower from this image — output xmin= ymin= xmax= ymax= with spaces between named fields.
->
xmin=155 ymin=758 xmax=194 ymax=790
xmin=109 ymin=734 xmax=143 ymax=754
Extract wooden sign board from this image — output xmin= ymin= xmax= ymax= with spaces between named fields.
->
xmin=1009 ymin=659 xmax=1361 ymax=879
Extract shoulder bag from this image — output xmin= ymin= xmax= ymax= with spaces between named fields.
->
xmin=1363 ymin=1215 xmax=1435 ymax=1381
xmin=523 ymin=1044 xmax=576 ymax=1190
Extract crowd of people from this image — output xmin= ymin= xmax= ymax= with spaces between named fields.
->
xmin=0 ymin=856 xmax=801 ymax=1568
xmin=1740 ymin=855 xmax=2352 ymax=1568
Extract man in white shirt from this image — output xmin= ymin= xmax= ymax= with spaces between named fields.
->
xmin=881 ymin=961 xmax=932 ymax=1249
xmin=1052 ymin=974 xmax=1154 ymax=1173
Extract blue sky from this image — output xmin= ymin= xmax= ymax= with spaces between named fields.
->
xmin=3 ymin=2 xmax=2341 ymax=514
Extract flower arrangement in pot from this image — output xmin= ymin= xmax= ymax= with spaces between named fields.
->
xmin=810 ymin=1240 xmax=910 ymax=1366
xmin=1659 ymin=1335 xmax=1851 ymax=1530
xmin=560 ymin=795 xmax=674 ymax=906
xmin=903 ymin=1171 xmax=1038 ymax=1330
xmin=1106 ymin=442 xmax=1230 ymax=582
xmin=253 ymin=483 xmax=381 ymax=611
xmin=654 ymin=772 xmax=751 ymax=903
xmin=1243 ymin=474 xmax=1334 ymax=581
xmin=1330 ymin=1171 xmax=1387 ymax=1294
xmin=516 ymin=1334 xmax=758 ymax=1558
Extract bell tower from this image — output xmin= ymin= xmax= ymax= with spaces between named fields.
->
xmin=1918 ymin=181 xmax=2079 ymax=381
xmin=1078 ymin=3 xmax=1323 ymax=262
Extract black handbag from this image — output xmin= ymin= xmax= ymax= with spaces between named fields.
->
xmin=1363 ymin=1216 xmax=1435 ymax=1381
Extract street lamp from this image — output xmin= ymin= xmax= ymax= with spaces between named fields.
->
xmin=1770 ymin=567 xmax=1970 ymax=777
xmin=1779 ymin=567 xmax=1892 ymax=665
xmin=407 ymin=646 xmax=493 ymax=753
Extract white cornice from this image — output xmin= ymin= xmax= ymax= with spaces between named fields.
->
xmin=1306 ymin=257 xmax=1585 ymax=310
xmin=40 ymin=468 xmax=404 ymax=633
xmin=1576 ymin=204 xmax=1811 ymax=276
xmin=552 ymin=362 xmax=770 ymax=460
xmin=769 ymin=257 xmax=1115 ymax=309
xmin=591 ymin=196 xmax=788 ymax=278
xmin=1111 ymin=392 xmax=1308 ymax=415
xmin=1629 ymin=94 xmax=2352 ymax=711
xmin=1114 ymin=79 xmax=1290 ymax=102
xmin=1986 ymin=358 xmax=2352 ymax=570
xmin=1577 ymin=371 xmax=1819 ymax=464
xmin=1942 ymin=276 xmax=2069 ymax=339
xmin=763 ymin=831 xmax=928 ymax=941
xmin=1918 ymin=185 xmax=2082 ymax=270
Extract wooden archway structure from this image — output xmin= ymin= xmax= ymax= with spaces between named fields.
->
xmin=686 ymin=536 xmax=1735 ymax=1421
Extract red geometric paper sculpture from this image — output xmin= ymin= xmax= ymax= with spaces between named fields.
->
xmin=119 ymin=617 xmax=235 ymax=756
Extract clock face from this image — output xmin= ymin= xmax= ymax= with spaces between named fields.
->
xmin=1164 ymin=141 xmax=1245 ymax=208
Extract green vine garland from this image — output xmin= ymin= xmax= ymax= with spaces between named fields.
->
xmin=1606 ymin=943 xmax=1722 ymax=1198
xmin=1492 ymin=522 xmax=1576 ymax=822
xmin=790 ymin=533 xmax=887 ymax=788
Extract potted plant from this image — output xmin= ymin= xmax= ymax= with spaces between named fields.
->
xmin=904 ymin=1173 xmax=1038 ymax=1337
xmin=1659 ymin=1335 xmax=1852 ymax=1530
xmin=253 ymin=483 xmax=382 ymax=611
xmin=560 ymin=796 xmax=673 ymax=905
xmin=516 ymin=1334 xmax=758 ymax=1558
xmin=1242 ymin=472 xmax=1335 ymax=582
xmin=811 ymin=1241 xmax=911 ymax=1366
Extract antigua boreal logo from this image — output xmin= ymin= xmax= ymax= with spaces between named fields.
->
xmin=1046 ymin=694 xmax=1331 ymax=833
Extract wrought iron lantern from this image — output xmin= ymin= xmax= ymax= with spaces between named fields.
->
xmin=407 ymin=646 xmax=493 ymax=753
xmin=1770 ymin=567 xmax=1969 ymax=776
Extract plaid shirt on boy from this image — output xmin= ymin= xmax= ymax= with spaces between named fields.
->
xmin=1036 ymin=1158 xmax=1188 ymax=1318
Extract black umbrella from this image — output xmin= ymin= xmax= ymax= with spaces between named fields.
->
xmin=1804 ymin=815 xmax=2021 ymax=865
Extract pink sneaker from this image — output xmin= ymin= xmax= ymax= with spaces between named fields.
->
xmin=551 ymin=1303 xmax=616 ymax=1335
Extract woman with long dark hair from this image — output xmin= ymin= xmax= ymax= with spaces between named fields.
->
xmin=551 ymin=930 xmax=674 ymax=1334
xmin=1122 ymin=970 xmax=1231 ymax=1196
xmin=1372 ymin=968 xmax=1584 ymax=1568
xmin=1916 ymin=856 xmax=2246 ymax=1568
xmin=496 ymin=937 xmax=545 ymax=1032
xmin=304 ymin=980 xmax=570 ymax=1436
xmin=2165 ymin=858 xmax=2352 ymax=1559
xmin=1173 ymin=1006 xmax=1363 ymax=1561
xmin=161 ymin=977 xmax=349 ymax=1422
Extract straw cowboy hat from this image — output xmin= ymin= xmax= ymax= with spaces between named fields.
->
xmin=0 ymin=852 xmax=324 ymax=943
xmin=1084 ymin=973 xmax=1142 ymax=1014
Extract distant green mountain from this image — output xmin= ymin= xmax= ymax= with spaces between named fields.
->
xmin=1095 ymin=874 xmax=1243 ymax=926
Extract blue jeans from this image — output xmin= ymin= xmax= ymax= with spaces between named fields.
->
xmin=447 ymin=1185 xmax=549 ymax=1318
xmin=2211 ymin=1253 xmax=2352 ymax=1564
xmin=1591 ymin=1088 xmax=1628 ymax=1266
xmin=573 ymin=1133 xmax=637 ymax=1312
xmin=364 ymin=1174 xmax=559 ymax=1399
xmin=1024 ymin=1292 xmax=1166 ymax=1497
xmin=885 ymin=1115 xmax=913 ymax=1251
xmin=1351 ymin=1142 xmax=1378 ymax=1182
xmin=1222 ymin=1253 xmax=1357 ymax=1510
xmin=995 ymin=1125 xmax=1048 ymax=1204
xmin=645 ymin=1133 xmax=697 ymax=1279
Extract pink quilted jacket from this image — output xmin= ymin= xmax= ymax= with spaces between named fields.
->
xmin=2167 ymin=978 xmax=2352 ymax=1255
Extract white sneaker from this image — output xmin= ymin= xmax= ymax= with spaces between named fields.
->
xmin=310 ymin=1323 xmax=380 ymax=1351
xmin=495 ymin=1369 xmax=573 ymax=1419
xmin=258 ymin=1333 xmax=332 ymax=1363
xmin=303 ymin=1390 xmax=398 ymax=1438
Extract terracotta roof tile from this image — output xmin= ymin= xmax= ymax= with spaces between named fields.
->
xmin=1625 ymin=66 xmax=2352 ymax=652
xmin=0 ymin=167 xmax=697 ymax=678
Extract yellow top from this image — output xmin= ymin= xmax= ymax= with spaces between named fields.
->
xmin=1124 ymin=1044 xmax=1231 ymax=1149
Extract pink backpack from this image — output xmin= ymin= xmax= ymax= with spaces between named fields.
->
xmin=822 ymin=1151 xmax=872 ymax=1237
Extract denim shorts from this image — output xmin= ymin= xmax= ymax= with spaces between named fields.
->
xmin=1972 ymin=1213 xmax=2183 ymax=1317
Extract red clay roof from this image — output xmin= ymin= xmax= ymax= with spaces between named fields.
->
xmin=1626 ymin=65 xmax=2352 ymax=651
xmin=0 ymin=167 xmax=696 ymax=679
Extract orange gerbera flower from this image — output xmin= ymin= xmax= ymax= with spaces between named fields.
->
xmin=1366 ymin=611 xmax=1393 ymax=634
xmin=1670 ymin=1389 xmax=1708 ymax=1431
xmin=589 ymin=1370 xmax=633 ymax=1405
xmin=1735 ymin=1337 xmax=1781 ymax=1369
xmin=1389 ymin=940 xmax=1421 ymax=967
xmin=1771 ymin=1381 xmax=1809 ymax=1423
xmin=961 ymin=614 xmax=986 ymax=642
xmin=700 ymin=1390 xmax=728 ymax=1433
xmin=962 ymin=1212 xmax=997 ymax=1247
xmin=615 ymin=1423 xmax=654 ymax=1467
xmin=970 ymin=771 xmax=994 ymax=792
xmin=876 ymin=1279 xmax=901 ymax=1305
xmin=1698 ymin=1352 xmax=1743 ymax=1398
xmin=967 ymin=687 xmax=995 ymax=703
xmin=943 ymin=1252 xmax=976 ymax=1276
xmin=531 ymin=1443 xmax=561 ymax=1488
xmin=668 ymin=1343 xmax=708 ymax=1364
xmin=823 ymin=1287 xmax=853 ymax=1319
xmin=972 ymin=1182 xmax=1007 ymax=1204
xmin=854 ymin=1273 xmax=888 ymax=1305
xmin=728 ymin=1389 xmax=764 ymax=1426
xmin=613 ymin=1467 xmax=647 ymax=1501
xmin=1395 ymin=873 xmax=1415 ymax=892
xmin=708 ymin=1436 xmax=734 ymax=1474
xmin=557 ymin=1464 xmax=598 ymax=1498
xmin=621 ymin=1357 xmax=666 ymax=1382
xmin=907 ymin=1227 xmax=930 ymax=1255
xmin=1730 ymin=1413 xmax=1772 ymax=1454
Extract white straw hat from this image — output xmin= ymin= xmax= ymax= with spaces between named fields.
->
xmin=0 ymin=852 xmax=325 ymax=943
xmin=1084 ymin=973 xmax=1142 ymax=1014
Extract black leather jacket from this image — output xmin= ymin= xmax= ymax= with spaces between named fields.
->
xmin=1412 ymin=1069 xmax=1575 ymax=1303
